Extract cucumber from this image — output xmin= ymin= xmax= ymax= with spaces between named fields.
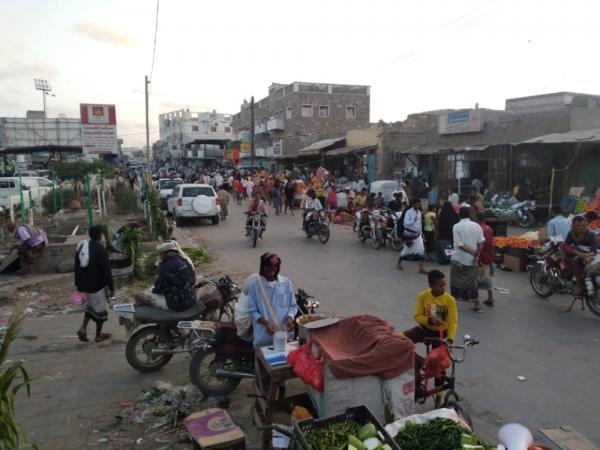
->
xmin=358 ymin=423 xmax=377 ymax=441
xmin=348 ymin=434 xmax=367 ymax=450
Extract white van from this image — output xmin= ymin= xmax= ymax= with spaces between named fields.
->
xmin=0 ymin=177 xmax=54 ymax=208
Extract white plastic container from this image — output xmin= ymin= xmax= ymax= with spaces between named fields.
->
xmin=273 ymin=331 xmax=287 ymax=352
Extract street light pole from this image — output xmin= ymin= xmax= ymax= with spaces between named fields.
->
xmin=250 ymin=96 xmax=255 ymax=167
xmin=145 ymin=75 xmax=151 ymax=164
xmin=34 ymin=78 xmax=52 ymax=117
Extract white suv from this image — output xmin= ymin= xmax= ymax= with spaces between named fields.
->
xmin=167 ymin=183 xmax=221 ymax=226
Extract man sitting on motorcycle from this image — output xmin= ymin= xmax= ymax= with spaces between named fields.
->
xmin=245 ymin=191 xmax=267 ymax=237
xmin=562 ymin=216 xmax=598 ymax=296
xmin=301 ymin=189 xmax=323 ymax=231
xmin=247 ymin=253 xmax=297 ymax=347
xmin=134 ymin=241 xmax=196 ymax=311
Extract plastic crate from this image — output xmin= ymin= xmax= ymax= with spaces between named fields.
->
xmin=293 ymin=405 xmax=400 ymax=450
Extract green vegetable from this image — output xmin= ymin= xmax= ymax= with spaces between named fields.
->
xmin=305 ymin=421 xmax=361 ymax=450
xmin=358 ymin=423 xmax=377 ymax=441
xmin=381 ymin=445 xmax=393 ymax=450
xmin=362 ymin=437 xmax=382 ymax=450
xmin=393 ymin=418 xmax=491 ymax=450
xmin=348 ymin=434 xmax=367 ymax=450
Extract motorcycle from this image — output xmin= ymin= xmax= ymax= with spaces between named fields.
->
xmin=178 ymin=288 xmax=319 ymax=397
xmin=512 ymin=200 xmax=536 ymax=228
xmin=369 ymin=209 xmax=387 ymax=249
xmin=529 ymin=240 xmax=600 ymax=317
xmin=113 ymin=276 xmax=240 ymax=373
xmin=356 ymin=209 xmax=372 ymax=243
xmin=305 ymin=209 xmax=331 ymax=244
xmin=245 ymin=212 xmax=266 ymax=248
xmin=380 ymin=208 xmax=403 ymax=251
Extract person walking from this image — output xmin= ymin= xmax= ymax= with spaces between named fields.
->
xmin=475 ymin=211 xmax=495 ymax=307
xmin=437 ymin=201 xmax=459 ymax=244
xmin=450 ymin=207 xmax=485 ymax=311
xmin=396 ymin=199 xmax=427 ymax=274
xmin=75 ymin=225 xmax=114 ymax=342
xmin=272 ymin=179 xmax=283 ymax=215
xmin=284 ymin=178 xmax=295 ymax=215
xmin=423 ymin=204 xmax=437 ymax=261
xmin=217 ymin=185 xmax=230 ymax=220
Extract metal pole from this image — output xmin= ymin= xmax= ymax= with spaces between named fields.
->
xmin=42 ymin=91 xmax=47 ymax=116
xmin=18 ymin=175 xmax=25 ymax=223
xmin=51 ymin=172 xmax=57 ymax=214
xmin=86 ymin=174 xmax=93 ymax=225
xmin=145 ymin=75 xmax=151 ymax=164
xmin=250 ymin=96 xmax=255 ymax=168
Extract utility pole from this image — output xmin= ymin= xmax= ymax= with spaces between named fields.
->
xmin=250 ymin=96 xmax=255 ymax=167
xmin=145 ymin=75 xmax=151 ymax=164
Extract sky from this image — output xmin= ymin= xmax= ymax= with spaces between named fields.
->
xmin=1 ymin=0 xmax=599 ymax=148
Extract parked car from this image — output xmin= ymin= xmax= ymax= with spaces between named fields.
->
xmin=167 ymin=183 xmax=221 ymax=226
xmin=0 ymin=177 xmax=53 ymax=208
xmin=157 ymin=178 xmax=183 ymax=209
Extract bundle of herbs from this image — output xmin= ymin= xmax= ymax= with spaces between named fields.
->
xmin=393 ymin=418 xmax=490 ymax=450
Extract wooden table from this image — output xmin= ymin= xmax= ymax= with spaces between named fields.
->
xmin=253 ymin=344 xmax=299 ymax=449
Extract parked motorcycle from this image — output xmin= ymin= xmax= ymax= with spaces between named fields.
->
xmin=113 ymin=276 xmax=240 ymax=373
xmin=512 ymin=200 xmax=536 ymax=228
xmin=381 ymin=208 xmax=403 ymax=251
xmin=245 ymin=212 xmax=266 ymax=248
xmin=356 ymin=209 xmax=372 ymax=243
xmin=529 ymin=240 xmax=600 ymax=317
xmin=178 ymin=288 xmax=319 ymax=397
xmin=305 ymin=209 xmax=331 ymax=244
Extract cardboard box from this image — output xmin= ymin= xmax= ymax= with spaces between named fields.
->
xmin=503 ymin=254 xmax=525 ymax=272
xmin=184 ymin=408 xmax=245 ymax=449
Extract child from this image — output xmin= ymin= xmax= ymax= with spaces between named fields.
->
xmin=424 ymin=204 xmax=437 ymax=261
xmin=403 ymin=269 xmax=458 ymax=344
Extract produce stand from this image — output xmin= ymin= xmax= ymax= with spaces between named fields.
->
xmin=493 ymin=233 xmax=540 ymax=272
xmin=484 ymin=215 xmax=514 ymax=237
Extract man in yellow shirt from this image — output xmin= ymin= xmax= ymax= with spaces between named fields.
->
xmin=403 ymin=269 xmax=458 ymax=344
xmin=355 ymin=188 xmax=367 ymax=208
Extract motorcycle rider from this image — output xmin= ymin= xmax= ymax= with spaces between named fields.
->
xmin=134 ymin=241 xmax=196 ymax=311
xmin=247 ymin=253 xmax=297 ymax=347
xmin=562 ymin=216 xmax=598 ymax=296
xmin=245 ymin=191 xmax=267 ymax=237
xmin=301 ymin=189 xmax=323 ymax=231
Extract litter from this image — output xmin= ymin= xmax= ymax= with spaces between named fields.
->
xmin=517 ymin=376 xmax=526 ymax=381
xmin=494 ymin=287 xmax=511 ymax=294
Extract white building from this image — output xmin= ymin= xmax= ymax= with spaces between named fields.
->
xmin=158 ymin=109 xmax=233 ymax=164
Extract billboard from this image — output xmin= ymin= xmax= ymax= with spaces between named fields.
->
xmin=240 ymin=130 xmax=251 ymax=153
xmin=438 ymin=109 xmax=484 ymax=135
xmin=80 ymin=104 xmax=117 ymax=154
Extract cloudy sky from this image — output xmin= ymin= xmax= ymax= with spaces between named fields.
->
xmin=1 ymin=0 xmax=598 ymax=147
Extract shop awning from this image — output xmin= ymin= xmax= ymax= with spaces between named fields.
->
xmin=325 ymin=145 xmax=377 ymax=157
xmin=297 ymin=137 xmax=345 ymax=156
xmin=520 ymin=128 xmax=600 ymax=144
xmin=397 ymin=143 xmax=491 ymax=155
xmin=0 ymin=145 xmax=82 ymax=155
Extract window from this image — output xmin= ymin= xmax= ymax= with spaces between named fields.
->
xmin=191 ymin=125 xmax=199 ymax=132
xmin=345 ymin=106 xmax=356 ymax=119
xmin=224 ymin=126 xmax=231 ymax=133
xmin=210 ymin=125 xmax=217 ymax=132
xmin=0 ymin=181 xmax=15 ymax=188
xmin=286 ymin=107 xmax=292 ymax=119
xmin=301 ymin=105 xmax=313 ymax=118
xmin=36 ymin=178 xmax=52 ymax=187
xmin=182 ymin=186 xmax=215 ymax=197
xmin=318 ymin=105 xmax=330 ymax=118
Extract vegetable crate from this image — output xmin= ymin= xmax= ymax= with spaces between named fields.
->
xmin=293 ymin=405 xmax=400 ymax=450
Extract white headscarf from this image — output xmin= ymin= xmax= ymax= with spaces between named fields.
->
xmin=156 ymin=240 xmax=194 ymax=270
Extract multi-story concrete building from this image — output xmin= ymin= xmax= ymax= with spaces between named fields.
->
xmin=231 ymin=81 xmax=371 ymax=160
xmin=158 ymin=109 xmax=233 ymax=165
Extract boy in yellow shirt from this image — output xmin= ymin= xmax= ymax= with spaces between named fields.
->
xmin=403 ymin=269 xmax=458 ymax=344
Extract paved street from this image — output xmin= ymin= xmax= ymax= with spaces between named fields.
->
xmin=10 ymin=200 xmax=600 ymax=448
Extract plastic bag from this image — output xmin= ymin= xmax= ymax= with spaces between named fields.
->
xmin=423 ymin=346 xmax=452 ymax=380
xmin=69 ymin=291 xmax=87 ymax=305
xmin=286 ymin=341 xmax=325 ymax=391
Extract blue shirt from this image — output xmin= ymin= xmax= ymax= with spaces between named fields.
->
xmin=247 ymin=275 xmax=297 ymax=347
xmin=547 ymin=215 xmax=571 ymax=240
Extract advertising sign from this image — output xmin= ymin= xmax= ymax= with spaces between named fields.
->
xmin=80 ymin=104 xmax=117 ymax=154
xmin=438 ymin=109 xmax=484 ymax=135
xmin=272 ymin=138 xmax=283 ymax=157
xmin=240 ymin=130 xmax=251 ymax=153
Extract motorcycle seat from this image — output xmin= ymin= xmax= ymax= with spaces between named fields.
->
xmin=134 ymin=301 xmax=203 ymax=322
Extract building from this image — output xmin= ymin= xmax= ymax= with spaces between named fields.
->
xmin=382 ymin=91 xmax=600 ymax=207
xmin=158 ymin=109 xmax=233 ymax=166
xmin=231 ymin=81 xmax=371 ymax=163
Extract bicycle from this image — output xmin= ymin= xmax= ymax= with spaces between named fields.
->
xmin=414 ymin=334 xmax=479 ymax=427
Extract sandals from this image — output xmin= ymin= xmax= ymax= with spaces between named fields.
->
xmin=483 ymin=300 xmax=495 ymax=307
xmin=95 ymin=333 xmax=112 ymax=343
xmin=77 ymin=329 xmax=89 ymax=342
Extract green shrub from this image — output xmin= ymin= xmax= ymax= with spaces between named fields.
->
xmin=52 ymin=160 xmax=114 ymax=181
xmin=41 ymin=188 xmax=81 ymax=214
xmin=114 ymin=186 xmax=139 ymax=214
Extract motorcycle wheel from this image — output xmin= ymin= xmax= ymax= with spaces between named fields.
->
xmin=585 ymin=294 xmax=600 ymax=318
xmin=251 ymin=229 xmax=258 ymax=248
xmin=189 ymin=348 xmax=241 ymax=397
xmin=318 ymin=227 xmax=330 ymax=244
xmin=529 ymin=264 xmax=554 ymax=298
xmin=125 ymin=326 xmax=173 ymax=373
xmin=517 ymin=211 xmax=535 ymax=228
xmin=359 ymin=229 xmax=367 ymax=243
xmin=372 ymin=229 xmax=382 ymax=250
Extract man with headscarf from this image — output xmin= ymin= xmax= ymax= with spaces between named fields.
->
xmin=246 ymin=253 xmax=297 ymax=347
xmin=75 ymin=225 xmax=114 ymax=342
xmin=134 ymin=240 xmax=196 ymax=311
xmin=5 ymin=220 xmax=48 ymax=275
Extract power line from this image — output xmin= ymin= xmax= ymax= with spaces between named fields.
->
xmin=149 ymin=0 xmax=160 ymax=94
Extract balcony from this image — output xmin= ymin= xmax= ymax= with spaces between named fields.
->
xmin=267 ymin=118 xmax=284 ymax=131
xmin=255 ymin=123 xmax=268 ymax=134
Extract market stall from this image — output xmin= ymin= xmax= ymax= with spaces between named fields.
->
xmin=493 ymin=232 xmax=540 ymax=272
